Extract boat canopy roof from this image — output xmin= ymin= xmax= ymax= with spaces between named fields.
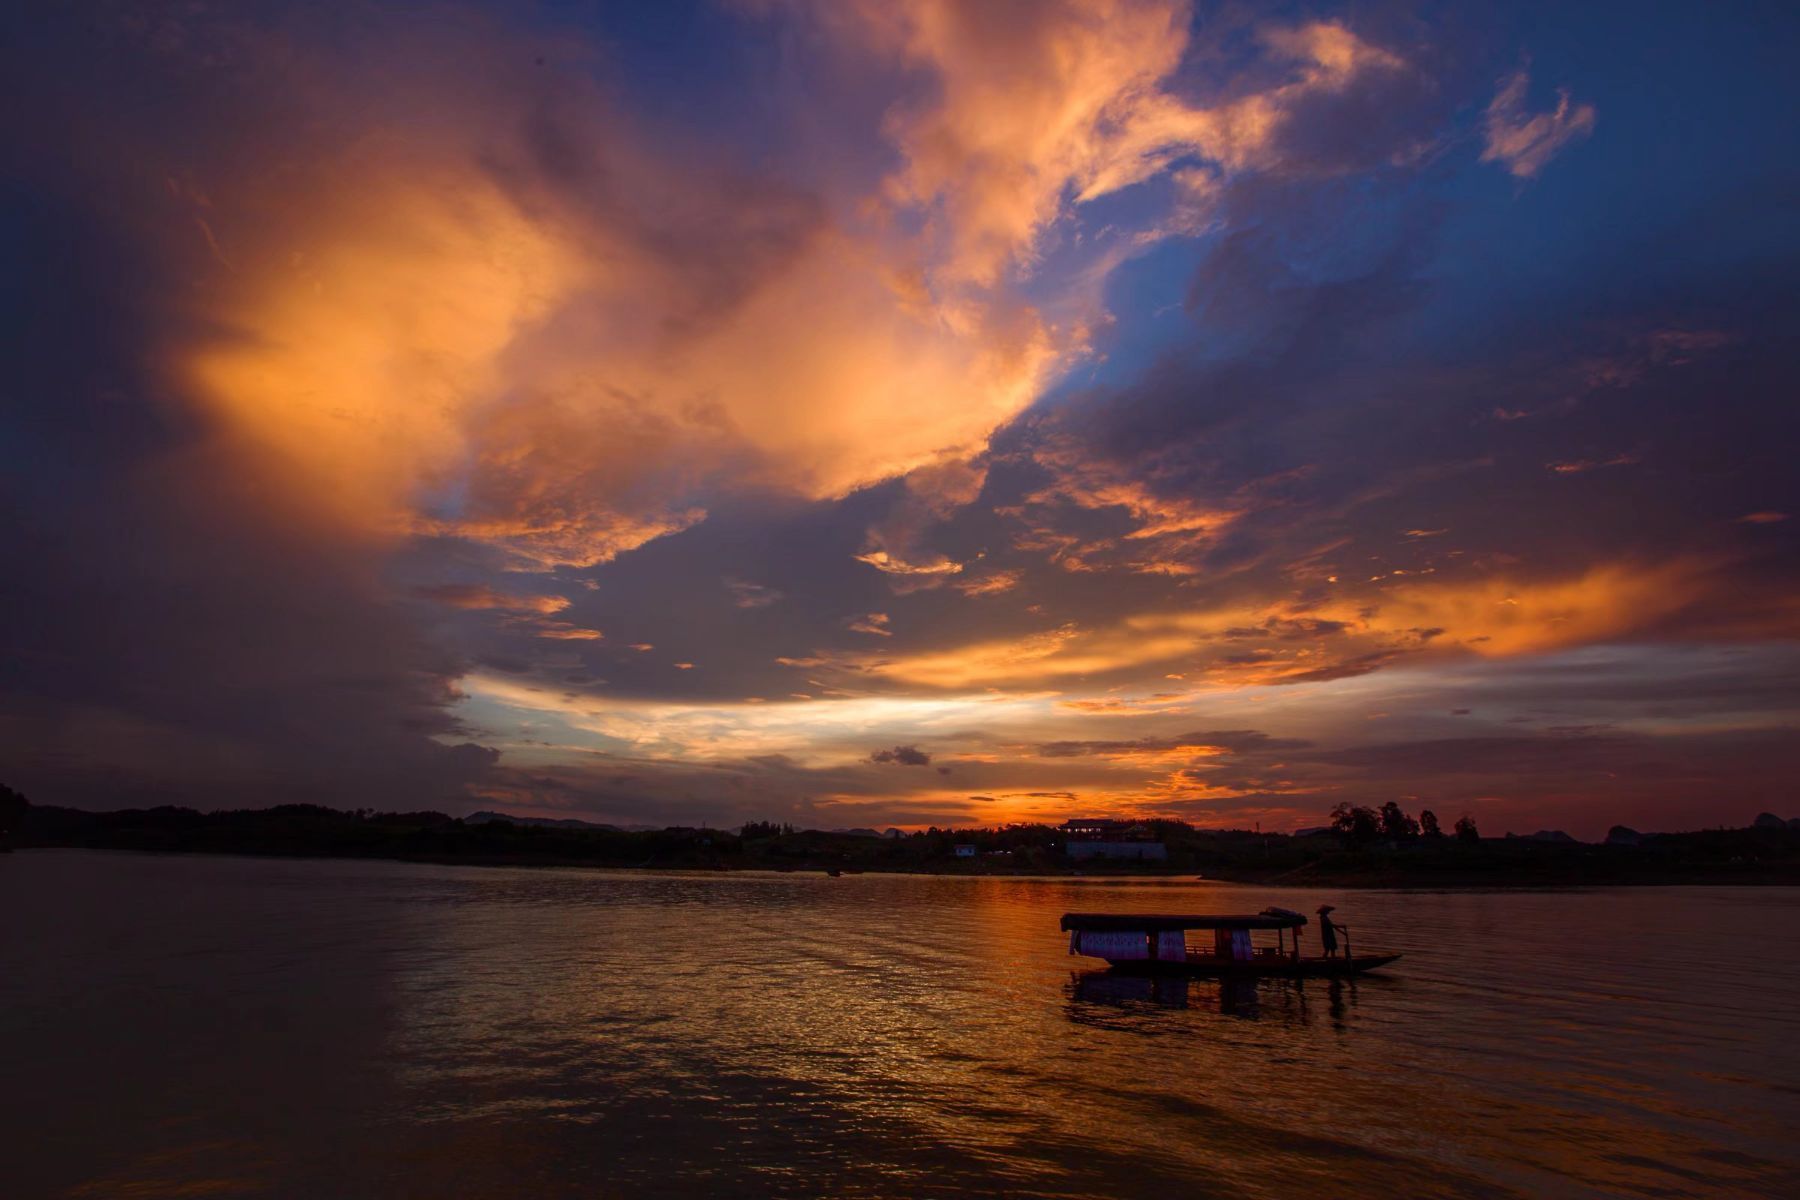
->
xmin=1060 ymin=910 xmax=1307 ymax=933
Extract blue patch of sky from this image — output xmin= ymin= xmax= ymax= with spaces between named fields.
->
xmin=519 ymin=0 xmax=789 ymax=164
xmin=1424 ymin=0 xmax=1800 ymax=343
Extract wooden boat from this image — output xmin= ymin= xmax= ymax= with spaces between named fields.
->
xmin=1061 ymin=909 xmax=1401 ymax=978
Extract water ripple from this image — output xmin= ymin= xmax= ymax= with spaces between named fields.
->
xmin=3 ymin=854 xmax=1797 ymax=1198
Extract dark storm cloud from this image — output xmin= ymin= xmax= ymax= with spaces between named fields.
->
xmin=0 ymin=4 xmax=501 ymax=809
xmin=0 ymin=384 xmax=501 ymax=809
xmin=870 ymin=745 xmax=932 ymax=766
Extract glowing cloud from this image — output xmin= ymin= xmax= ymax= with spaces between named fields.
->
xmin=413 ymin=585 xmax=570 ymax=615
xmin=1481 ymin=68 xmax=1596 ymax=178
xmin=1343 ymin=562 xmax=1711 ymax=657
xmin=848 ymin=2 xmax=1404 ymax=284
xmin=175 ymin=18 xmax=1064 ymax=571
xmin=848 ymin=561 xmax=1732 ymax=692
xmin=171 ymin=2 xmax=1419 ymax=582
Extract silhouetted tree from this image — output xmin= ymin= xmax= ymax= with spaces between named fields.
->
xmin=0 ymin=783 xmax=28 ymax=837
xmin=740 ymin=820 xmax=790 ymax=839
xmin=1379 ymin=801 xmax=1420 ymax=841
xmin=1419 ymin=809 xmax=1443 ymax=839
xmin=1330 ymin=803 xmax=1381 ymax=846
xmin=1455 ymin=815 xmax=1481 ymax=842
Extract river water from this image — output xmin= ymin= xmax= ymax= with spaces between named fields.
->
xmin=3 ymin=851 xmax=1796 ymax=1198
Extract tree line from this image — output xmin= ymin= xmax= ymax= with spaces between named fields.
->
xmin=1329 ymin=801 xmax=1479 ymax=846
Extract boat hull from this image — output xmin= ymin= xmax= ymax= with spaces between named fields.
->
xmin=1099 ymin=953 xmax=1402 ymax=978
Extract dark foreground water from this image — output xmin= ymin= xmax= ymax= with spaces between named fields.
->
xmin=4 ymin=852 xmax=1798 ymax=1198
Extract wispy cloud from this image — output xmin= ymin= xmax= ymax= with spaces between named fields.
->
xmin=847 ymin=612 xmax=893 ymax=637
xmin=1546 ymin=453 xmax=1639 ymax=474
xmin=1481 ymin=68 xmax=1596 ymax=178
xmin=413 ymin=584 xmax=569 ymax=614
xmin=725 ymin=578 xmax=783 ymax=609
xmin=852 ymin=3 xmax=1405 ymax=284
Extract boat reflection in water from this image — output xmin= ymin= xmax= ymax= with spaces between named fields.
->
xmin=1067 ymin=970 xmax=1361 ymax=1026
xmin=1068 ymin=970 xmax=1263 ymax=1018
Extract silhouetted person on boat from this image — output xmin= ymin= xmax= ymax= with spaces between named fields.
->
xmin=1317 ymin=905 xmax=1342 ymax=958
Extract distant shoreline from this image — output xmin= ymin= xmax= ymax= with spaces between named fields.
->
xmin=13 ymin=844 xmax=1800 ymax=889
xmin=11 ymin=800 xmax=1798 ymax=889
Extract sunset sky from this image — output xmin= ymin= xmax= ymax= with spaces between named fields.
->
xmin=4 ymin=1 xmax=1796 ymax=838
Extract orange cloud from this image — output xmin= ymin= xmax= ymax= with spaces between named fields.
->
xmin=169 ymin=5 xmax=1419 ymax=580
xmin=413 ymin=584 xmax=570 ymax=615
xmin=184 ymin=169 xmax=579 ymax=539
xmin=849 ymin=560 xmax=1731 ymax=692
xmin=845 ymin=3 xmax=1404 ymax=285
xmin=955 ymin=567 xmax=1024 ymax=596
xmin=1057 ymin=694 xmax=1195 ymax=716
xmin=1051 ymin=741 xmax=1227 ymax=767
xmin=864 ymin=621 xmax=1197 ymax=688
xmin=172 ymin=24 xmax=1063 ymax=572
xmin=531 ymin=624 xmax=604 ymax=642
xmin=848 ymin=613 xmax=893 ymax=637
xmin=1481 ymin=68 xmax=1596 ymax=178
xmin=853 ymin=550 xmax=964 ymax=577
xmin=1331 ymin=561 xmax=1713 ymax=657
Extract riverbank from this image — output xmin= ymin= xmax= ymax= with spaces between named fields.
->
xmin=10 ymin=848 xmax=1797 ymax=888
xmin=11 ymin=800 xmax=1800 ymax=888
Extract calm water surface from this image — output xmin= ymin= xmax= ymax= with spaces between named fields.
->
xmin=4 ymin=851 xmax=1798 ymax=1198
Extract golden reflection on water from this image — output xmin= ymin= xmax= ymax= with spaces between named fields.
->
xmin=4 ymin=855 xmax=1799 ymax=1198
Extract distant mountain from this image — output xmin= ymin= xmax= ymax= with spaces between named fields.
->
xmin=1605 ymin=825 xmax=1643 ymax=847
xmin=1753 ymin=812 xmax=1789 ymax=830
xmin=1507 ymin=829 xmax=1579 ymax=844
xmin=464 ymin=810 xmax=622 ymax=832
